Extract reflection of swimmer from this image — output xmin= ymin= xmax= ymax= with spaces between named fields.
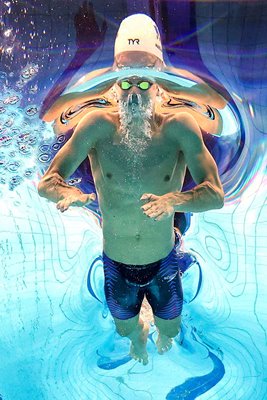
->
xmin=38 ymin=70 xmax=224 ymax=365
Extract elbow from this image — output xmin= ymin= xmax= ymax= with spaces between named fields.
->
xmin=37 ymin=180 xmax=46 ymax=197
xmin=37 ymin=174 xmax=53 ymax=197
xmin=217 ymin=197 xmax=224 ymax=209
xmin=37 ymin=171 xmax=64 ymax=199
xmin=202 ymin=181 xmax=225 ymax=209
xmin=216 ymin=189 xmax=225 ymax=209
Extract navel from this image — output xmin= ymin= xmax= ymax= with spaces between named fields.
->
xmin=164 ymin=175 xmax=170 ymax=181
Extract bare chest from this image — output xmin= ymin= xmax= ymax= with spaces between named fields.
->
xmin=91 ymin=121 xmax=179 ymax=181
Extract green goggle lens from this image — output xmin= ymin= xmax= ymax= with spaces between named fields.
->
xmin=119 ymin=80 xmax=153 ymax=90
xmin=138 ymin=81 xmax=150 ymax=90
xmin=120 ymin=81 xmax=132 ymax=90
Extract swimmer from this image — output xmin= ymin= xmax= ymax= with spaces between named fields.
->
xmin=40 ymin=13 xmax=225 ymax=245
xmin=40 ymin=13 xmax=225 ymax=246
xmin=38 ymin=68 xmax=224 ymax=364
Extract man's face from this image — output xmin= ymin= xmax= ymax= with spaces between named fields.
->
xmin=115 ymin=75 xmax=158 ymax=107
xmin=113 ymin=75 xmax=158 ymax=150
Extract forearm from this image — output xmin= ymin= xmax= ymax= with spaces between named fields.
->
xmin=38 ymin=173 xmax=84 ymax=203
xmin=171 ymin=181 xmax=224 ymax=213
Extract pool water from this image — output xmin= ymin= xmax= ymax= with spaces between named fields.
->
xmin=0 ymin=1 xmax=267 ymax=399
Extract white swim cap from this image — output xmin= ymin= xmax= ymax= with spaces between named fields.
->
xmin=114 ymin=14 xmax=163 ymax=62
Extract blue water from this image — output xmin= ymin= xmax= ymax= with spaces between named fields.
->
xmin=0 ymin=159 xmax=266 ymax=400
xmin=1 ymin=1 xmax=267 ymax=399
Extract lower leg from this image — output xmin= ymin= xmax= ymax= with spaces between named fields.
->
xmin=114 ymin=315 xmax=150 ymax=365
xmin=154 ymin=315 xmax=181 ymax=354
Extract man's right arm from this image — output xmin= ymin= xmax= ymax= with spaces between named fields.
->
xmin=38 ymin=111 xmax=102 ymax=205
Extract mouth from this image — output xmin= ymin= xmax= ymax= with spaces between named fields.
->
xmin=128 ymin=93 xmax=140 ymax=105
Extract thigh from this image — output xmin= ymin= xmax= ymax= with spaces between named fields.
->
xmin=102 ymin=253 xmax=145 ymax=320
xmin=145 ymin=248 xmax=183 ymax=320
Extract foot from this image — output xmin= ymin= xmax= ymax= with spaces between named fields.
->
xmin=129 ymin=322 xmax=150 ymax=365
xmin=156 ymin=333 xmax=173 ymax=355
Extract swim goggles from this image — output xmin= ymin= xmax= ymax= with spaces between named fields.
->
xmin=118 ymin=80 xmax=154 ymax=90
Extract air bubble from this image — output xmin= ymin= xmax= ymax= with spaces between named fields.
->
xmin=25 ymin=106 xmax=38 ymax=117
xmin=9 ymin=175 xmax=22 ymax=189
xmin=24 ymin=168 xmax=34 ymax=177
xmin=19 ymin=143 xmax=32 ymax=154
xmin=68 ymin=178 xmax=82 ymax=185
xmin=0 ymin=135 xmax=12 ymax=146
xmin=39 ymin=144 xmax=50 ymax=152
xmin=38 ymin=153 xmax=51 ymax=163
xmin=4 ymin=118 xmax=14 ymax=127
xmin=3 ymin=95 xmax=20 ymax=105
xmin=7 ymin=161 xmax=20 ymax=172
xmin=18 ymin=133 xmax=30 ymax=143
xmin=57 ymin=135 xmax=66 ymax=144
xmin=28 ymin=135 xmax=37 ymax=145
xmin=52 ymin=142 xmax=61 ymax=151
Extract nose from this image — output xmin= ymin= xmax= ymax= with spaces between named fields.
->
xmin=131 ymin=91 xmax=138 ymax=96
xmin=130 ymin=85 xmax=139 ymax=93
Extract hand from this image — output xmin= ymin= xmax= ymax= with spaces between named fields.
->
xmin=56 ymin=192 xmax=96 ymax=213
xmin=74 ymin=1 xmax=107 ymax=54
xmin=140 ymin=193 xmax=175 ymax=221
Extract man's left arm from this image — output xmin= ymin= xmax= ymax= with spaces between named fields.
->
xmin=141 ymin=114 xmax=224 ymax=219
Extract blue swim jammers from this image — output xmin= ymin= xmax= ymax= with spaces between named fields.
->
xmin=102 ymin=244 xmax=183 ymax=321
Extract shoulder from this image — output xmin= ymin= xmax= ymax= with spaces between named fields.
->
xmin=165 ymin=112 xmax=203 ymax=150
xmin=167 ymin=112 xmax=201 ymax=135
xmin=157 ymin=98 xmax=200 ymax=131
xmin=76 ymin=109 xmax=113 ymax=128
xmin=74 ymin=109 xmax=115 ymax=144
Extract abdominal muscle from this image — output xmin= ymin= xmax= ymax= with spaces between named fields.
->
xmin=98 ymin=192 xmax=176 ymax=265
